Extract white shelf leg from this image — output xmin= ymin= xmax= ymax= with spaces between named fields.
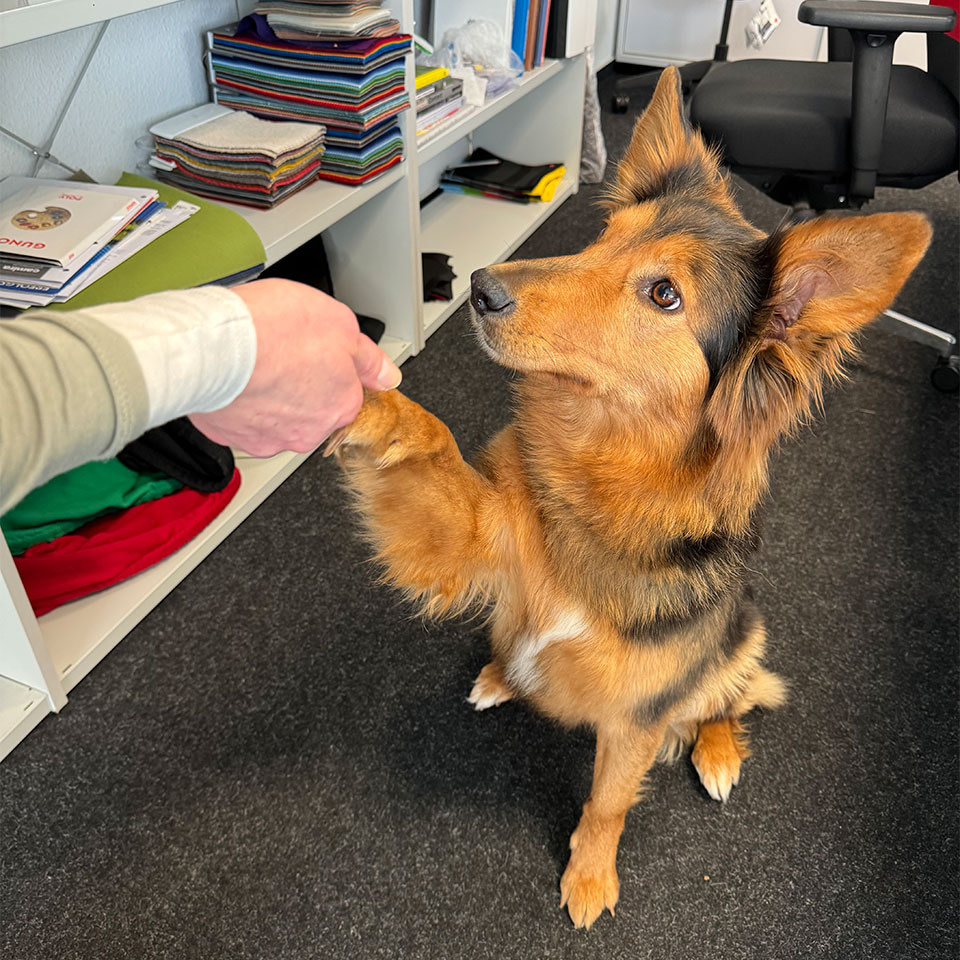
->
xmin=0 ymin=536 xmax=67 ymax=711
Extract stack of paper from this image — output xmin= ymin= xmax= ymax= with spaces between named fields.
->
xmin=150 ymin=104 xmax=326 ymax=208
xmin=415 ymin=66 xmax=467 ymax=141
xmin=0 ymin=177 xmax=195 ymax=309
xmin=440 ymin=148 xmax=566 ymax=204
xmin=208 ymin=14 xmax=410 ymax=185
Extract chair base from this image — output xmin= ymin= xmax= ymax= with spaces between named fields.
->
xmin=875 ymin=309 xmax=959 ymax=393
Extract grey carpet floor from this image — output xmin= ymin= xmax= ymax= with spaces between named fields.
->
xmin=3 ymin=95 xmax=958 ymax=960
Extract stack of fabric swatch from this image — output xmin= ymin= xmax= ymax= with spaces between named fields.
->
xmin=254 ymin=0 xmax=401 ymax=41
xmin=151 ymin=104 xmax=325 ymax=208
xmin=207 ymin=9 xmax=411 ymax=185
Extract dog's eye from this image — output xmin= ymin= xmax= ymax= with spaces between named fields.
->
xmin=650 ymin=280 xmax=681 ymax=311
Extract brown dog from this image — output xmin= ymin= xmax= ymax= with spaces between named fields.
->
xmin=326 ymin=67 xmax=931 ymax=928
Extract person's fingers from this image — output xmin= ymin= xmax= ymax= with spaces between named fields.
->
xmin=354 ymin=332 xmax=402 ymax=391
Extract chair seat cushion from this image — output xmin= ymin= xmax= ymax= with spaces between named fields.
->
xmin=690 ymin=59 xmax=958 ymax=180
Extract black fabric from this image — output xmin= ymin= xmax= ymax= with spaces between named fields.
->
xmin=357 ymin=315 xmax=384 ymax=343
xmin=117 ymin=417 xmax=234 ymax=493
xmin=442 ymin=148 xmax=563 ymax=195
xmin=691 ymin=59 xmax=959 ymax=179
xmin=259 ymin=232 xmax=335 ymax=296
xmin=422 ymin=251 xmax=456 ymax=301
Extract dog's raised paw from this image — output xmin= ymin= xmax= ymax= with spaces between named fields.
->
xmin=467 ymin=661 xmax=514 ymax=711
xmin=560 ymin=860 xmax=619 ymax=930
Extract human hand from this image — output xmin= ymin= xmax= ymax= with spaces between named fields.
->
xmin=189 ymin=278 xmax=401 ymax=457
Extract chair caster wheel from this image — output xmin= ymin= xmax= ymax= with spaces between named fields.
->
xmin=612 ymin=94 xmax=630 ymax=113
xmin=931 ymin=355 xmax=959 ymax=393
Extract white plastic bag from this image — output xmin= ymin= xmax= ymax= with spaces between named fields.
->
xmin=419 ymin=19 xmax=523 ymax=99
xmin=580 ymin=47 xmax=608 ymax=184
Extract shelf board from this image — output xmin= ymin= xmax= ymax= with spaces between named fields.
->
xmin=38 ymin=449 xmax=309 ymax=691
xmin=0 ymin=0 xmax=181 ymax=47
xmin=227 ymin=164 xmax=407 ymax=267
xmin=380 ymin=335 xmax=412 ymax=366
xmin=421 ymin=178 xmax=577 ymax=339
xmin=0 ymin=675 xmax=49 ymax=762
xmin=416 ymin=60 xmax=563 ymax=166
xmin=36 ymin=332 xmax=411 ymax=693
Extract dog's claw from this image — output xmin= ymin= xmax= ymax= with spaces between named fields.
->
xmin=323 ymin=428 xmax=348 ymax=457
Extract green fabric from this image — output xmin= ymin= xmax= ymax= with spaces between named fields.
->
xmin=39 ymin=173 xmax=266 ymax=312
xmin=1 ymin=459 xmax=182 ymax=554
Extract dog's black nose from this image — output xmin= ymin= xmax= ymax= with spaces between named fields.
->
xmin=470 ymin=269 xmax=514 ymax=317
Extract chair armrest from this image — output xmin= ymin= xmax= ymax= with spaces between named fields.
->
xmin=799 ymin=1 xmax=957 ymax=202
xmin=800 ymin=1 xmax=957 ymax=35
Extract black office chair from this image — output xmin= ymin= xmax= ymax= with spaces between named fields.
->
xmin=689 ymin=0 xmax=959 ymax=391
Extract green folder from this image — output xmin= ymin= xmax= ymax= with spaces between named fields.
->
xmin=42 ymin=172 xmax=266 ymax=312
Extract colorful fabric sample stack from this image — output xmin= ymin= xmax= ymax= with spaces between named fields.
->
xmin=207 ymin=12 xmax=410 ymax=185
xmin=151 ymin=104 xmax=325 ymax=208
xmin=255 ymin=0 xmax=401 ymax=41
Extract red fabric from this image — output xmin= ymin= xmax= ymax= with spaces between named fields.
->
xmin=15 ymin=469 xmax=241 ymax=616
xmin=934 ymin=0 xmax=960 ymax=41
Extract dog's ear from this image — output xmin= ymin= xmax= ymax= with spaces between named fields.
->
xmin=714 ymin=212 xmax=931 ymax=440
xmin=605 ymin=66 xmax=722 ymax=209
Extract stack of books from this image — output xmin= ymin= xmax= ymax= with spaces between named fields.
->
xmin=440 ymin=148 xmax=565 ymax=204
xmin=511 ymin=0 xmax=552 ymax=70
xmin=207 ymin=10 xmax=411 ymax=185
xmin=150 ymin=104 xmax=326 ymax=209
xmin=0 ymin=178 xmax=197 ymax=309
xmin=415 ymin=65 xmax=466 ymax=142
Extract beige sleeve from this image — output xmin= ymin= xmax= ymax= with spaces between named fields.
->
xmin=0 ymin=309 xmax=150 ymax=515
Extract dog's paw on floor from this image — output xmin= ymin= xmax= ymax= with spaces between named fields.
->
xmin=467 ymin=661 xmax=514 ymax=711
xmin=560 ymin=858 xmax=620 ymax=930
xmin=690 ymin=717 xmax=750 ymax=802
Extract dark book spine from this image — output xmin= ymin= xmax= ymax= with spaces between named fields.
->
xmin=545 ymin=0 xmax=568 ymax=59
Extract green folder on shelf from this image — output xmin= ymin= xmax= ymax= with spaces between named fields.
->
xmin=42 ymin=173 xmax=266 ymax=312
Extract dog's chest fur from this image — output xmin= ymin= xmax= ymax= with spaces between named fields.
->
xmin=503 ymin=608 xmax=590 ymax=695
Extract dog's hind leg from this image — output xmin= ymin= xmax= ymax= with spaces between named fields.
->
xmin=560 ymin=719 xmax=665 ymax=929
xmin=691 ymin=716 xmax=750 ymax=803
xmin=468 ymin=660 xmax=514 ymax=711
xmin=691 ymin=666 xmax=787 ymax=802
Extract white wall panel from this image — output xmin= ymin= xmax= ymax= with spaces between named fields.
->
xmin=0 ymin=0 xmax=243 ymax=183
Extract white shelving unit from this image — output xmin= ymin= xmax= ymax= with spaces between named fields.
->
xmin=0 ymin=0 xmax=586 ymax=761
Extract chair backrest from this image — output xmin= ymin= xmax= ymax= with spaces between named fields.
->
xmin=928 ymin=0 xmax=959 ymax=101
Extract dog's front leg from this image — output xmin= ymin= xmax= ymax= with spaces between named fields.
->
xmin=327 ymin=389 xmax=503 ymax=615
xmin=561 ymin=719 xmax=666 ymax=929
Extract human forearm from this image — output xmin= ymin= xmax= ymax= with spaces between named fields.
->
xmin=0 ymin=309 xmax=150 ymax=514
xmin=0 ymin=286 xmax=256 ymax=514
